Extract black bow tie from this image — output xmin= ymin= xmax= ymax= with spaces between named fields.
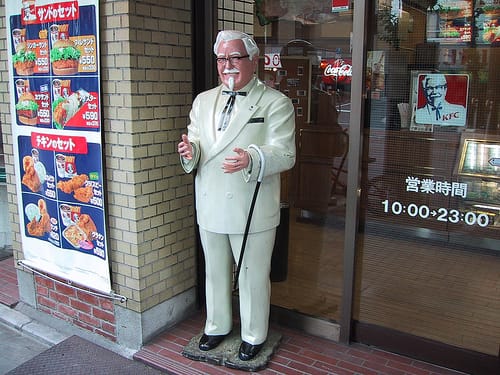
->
xmin=222 ymin=90 xmax=247 ymax=96
xmin=431 ymin=104 xmax=443 ymax=121
xmin=218 ymin=91 xmax=246 ymax=131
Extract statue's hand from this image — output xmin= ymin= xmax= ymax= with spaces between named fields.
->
xmin=222 ymin=147 xmax=249 ymax=173
xmin=178 ymin=134 xmax=193 ymax=159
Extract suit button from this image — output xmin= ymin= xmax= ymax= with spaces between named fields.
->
xmin=226 ymin=192 xmax=233 ymax=199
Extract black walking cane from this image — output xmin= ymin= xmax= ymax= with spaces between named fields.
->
xmin=233 ymin=144 xmax=265 ymax=292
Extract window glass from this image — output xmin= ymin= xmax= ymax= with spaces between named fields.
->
xmin=253 ymin=1 xmax=354 ymax=323
xmin=357 ymin=0 xmax=500 ymax=356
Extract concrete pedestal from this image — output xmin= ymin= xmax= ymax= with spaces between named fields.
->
xmin=182 ymin=327 xmax=282 ymax=372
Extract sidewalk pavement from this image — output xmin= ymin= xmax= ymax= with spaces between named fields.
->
xmin=0 ymin=254 xmax=470 ymax=375
xmin=0 ymin=303 xmax=69 ymax=374
xmin=0 ymin=302 xmax=70 ymax=348
xmin=0 ymin=303 xmax=166 ymax=374
xmin=0 ymin=319 xmax=50 ymax=374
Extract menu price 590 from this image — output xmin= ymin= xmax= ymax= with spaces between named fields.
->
xmin=381 ymin=200 xmax=490 ymax=227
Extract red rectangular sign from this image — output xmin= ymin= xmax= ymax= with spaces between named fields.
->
xmin=332 ymin=0 xmax=350 ymax=13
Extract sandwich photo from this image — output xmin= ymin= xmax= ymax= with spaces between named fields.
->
xmin=16 ymin=92 xmax=39 ymax=125
xmin=52 ymin=89 xmax=90 ymax=129
xmin=50 ymin=39 xmax=81 ymax=75
xmin=12 ymin=42 xmax=36 ymax=76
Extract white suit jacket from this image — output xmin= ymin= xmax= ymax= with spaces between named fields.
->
xmin=415 ymin=101 xmax=467 ymax=126
xmin=181 ymin=77 xmax=296 ymax=234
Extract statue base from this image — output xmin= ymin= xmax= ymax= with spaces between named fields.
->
xmin=182 ymin=328 xmax=282 ymax=372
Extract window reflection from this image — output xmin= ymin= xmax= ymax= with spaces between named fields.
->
xmin=254 ymin=1 xmax=353 ymax=323
xmin=357 ymin=0 xmax=500 ymax=362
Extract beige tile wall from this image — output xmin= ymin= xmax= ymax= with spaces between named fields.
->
xmin=218 ymin=0 xmax=254 ymax=34
xmin=100 ymin=0 xmax=196 ymax=312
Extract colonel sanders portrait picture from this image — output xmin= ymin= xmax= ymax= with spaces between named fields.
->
xmin=415 ymin=73 xmax=469 ymax=127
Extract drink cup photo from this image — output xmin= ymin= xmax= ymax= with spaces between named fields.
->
xmin=60 ymin=204 xmax=72 ymax=226
xmin=16 ymin=79 xmax=27 ymax=99
xmin=55 ymin=154 xmax=66 ymax=178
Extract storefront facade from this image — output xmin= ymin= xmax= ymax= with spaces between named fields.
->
xmin=1 ymin=1 xmax=499 ymax=374
xmin=1 ymin=0 xmax=199 ymax=350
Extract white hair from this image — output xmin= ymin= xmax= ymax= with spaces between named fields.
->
xmin=422 ymin=74 xmax=447 ymax=88
xmin=213 ymin=30 xmax=260 ymax=60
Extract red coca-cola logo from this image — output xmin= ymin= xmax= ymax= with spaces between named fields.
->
xmin=321 ymin=58 xmax=352 ymax=85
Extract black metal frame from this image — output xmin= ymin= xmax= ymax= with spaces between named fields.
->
xmin=192 ymin=0 xmax=218 ymax=97
xmin=191 ymin=0 xmax=218 ymax=308
xmin=353 ymin=321 xmax=500 ymax=375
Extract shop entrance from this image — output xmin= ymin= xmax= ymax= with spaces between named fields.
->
xmin=355 ymin=0 xmax=500 ymax=372
xmin=252 ymin=2 xmax=354 ymax=332
xmin=213 ymin=1 xmax=499 ymax=372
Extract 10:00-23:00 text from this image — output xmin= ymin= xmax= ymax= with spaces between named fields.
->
xmin=381 ymin=200 xmax=490 ymax=227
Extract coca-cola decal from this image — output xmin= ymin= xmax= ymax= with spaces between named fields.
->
xmin=321 ymin=58 xmax=352 ymax=85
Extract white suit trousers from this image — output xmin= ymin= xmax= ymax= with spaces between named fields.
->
xmin=199 ymin=227 xmax=276 ymax=345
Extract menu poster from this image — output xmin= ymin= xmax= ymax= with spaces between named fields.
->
xmin=426 ymin=0 xmax=473 ymax=44
xmin=7 ymin=1 xmax=111 ymax=294
xmin=475 ymin=0 xmax=500 ymax=45
xmin=14 ymin=76 xmax=99 ymax=130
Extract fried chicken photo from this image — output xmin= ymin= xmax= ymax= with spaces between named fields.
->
xmin=38 ymin=199 xmax=51 ymax=233
xmin=26 ymin=199 xmax=51 ymax=236
xmin=57 ymin=174 xmax=88 ymax=194
xmin=27 ymin=218 xmax=46 ymax=236
xmin=77 ymin=213 xmax=97 ymax=238
xmin=23 ymin=155 xmax=34 ymax=171
xmin=74 ymin=185 xmax=93 ymax=203
xmin=22 ymin=155 xmax=41 ymax=192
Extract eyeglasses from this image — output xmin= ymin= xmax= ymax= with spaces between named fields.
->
xmin=216 ymin=55 xmax=250 ymax=65
xmin=425 ymin=84 xmax=447 ymax=91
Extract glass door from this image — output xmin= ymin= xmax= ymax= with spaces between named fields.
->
xmin=355 ymin=0 xmax=500 ymax=372
xmin=252 ymin=1 xmax=354 ymax=326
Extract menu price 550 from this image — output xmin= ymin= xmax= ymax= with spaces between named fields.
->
xmin=381 ymin=200 xmax=490 ymax=227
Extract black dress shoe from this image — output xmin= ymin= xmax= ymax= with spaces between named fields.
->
xmin=198 ymin=333 xmax=226 ymax=351
xmin=238 ymin=341 xmax=264 ymax=361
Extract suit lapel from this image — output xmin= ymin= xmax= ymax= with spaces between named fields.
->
xmin=199 ymin=86 xmax=224 ymax=150
xmin=204 ymin=79 xmax=266 ymax=161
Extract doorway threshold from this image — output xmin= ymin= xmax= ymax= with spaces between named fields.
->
xmin=270 ymin=305 xmax=340 ymax=342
